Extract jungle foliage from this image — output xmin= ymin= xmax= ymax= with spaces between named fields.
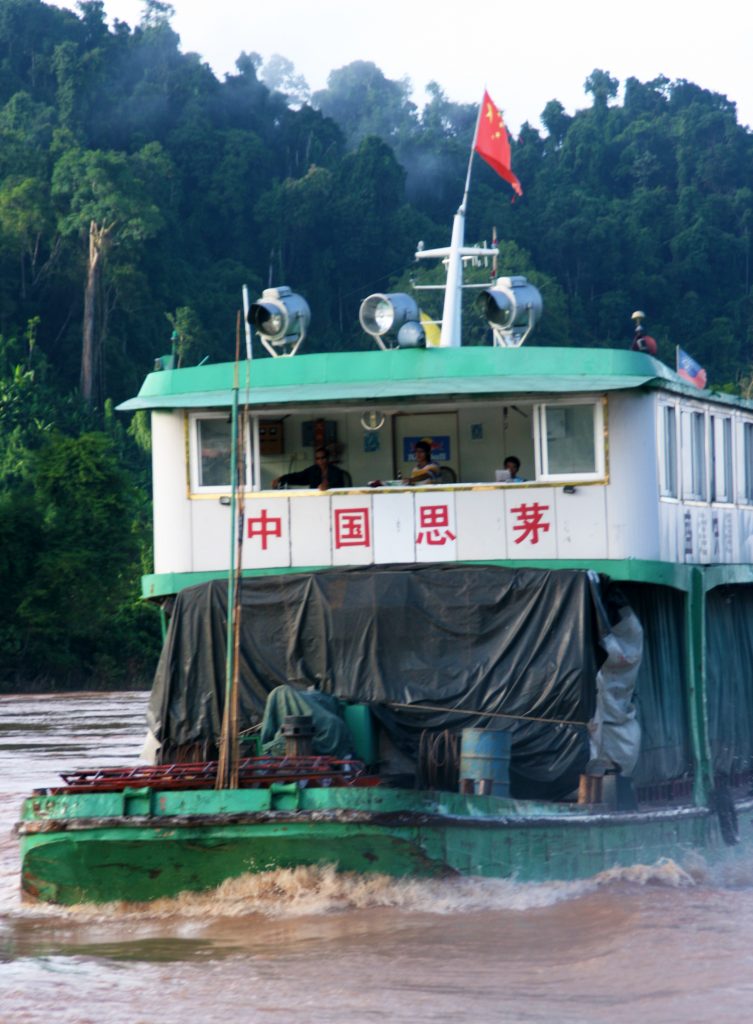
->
xmin=2 ymin=0 xmax=753 ymax=687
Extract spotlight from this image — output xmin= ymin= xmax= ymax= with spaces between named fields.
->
xmin=359 ymin=293 xmax=425 ymax=350
xmin=476 ymin=276 xmax=543 ymax=347
xmin=248 ymin=286 xmax=310 ymax=357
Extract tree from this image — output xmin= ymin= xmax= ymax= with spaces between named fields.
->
xmin=76 ymin=1 xmax=109 ymax=45
xmin=585 ymin=69 xmax=619 ymax=109
xmin=14 ymin=430 xmax=148 ymax=679
xmin=260 ymin=54 xmax=310 ymax=107
xmin=51 ymin=145 xmax=165 ymax=406
xmin=400 ymin=82 xmax=476 ymax=219
xmin=0 ymin=175 xmax=56 ymax=299
xmin=166 ymin=305 xmax=204 ymax=367
xmin=541 ymin=100 xmax=571 ymax=148
xmin=139 ymin=0 xmax=175 ymax=29
xmin=254 ymin=164 xmax=338 ymax=303
xmin=312 ymin=61 xmax=417 ymax=148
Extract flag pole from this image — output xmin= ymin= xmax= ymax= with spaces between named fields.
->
xmin=461 ymin=101 xmax=484 ymax=215
xmin=439 ymin=100 xmax=484 ymax=347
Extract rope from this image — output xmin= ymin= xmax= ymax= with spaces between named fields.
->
xmin=386 ymin=701 xmax=588 ymax=729
xmin=418 ymin=729 xmax=459 ymax=790
xmin=238 ymin=723 xmax=262 ymax=736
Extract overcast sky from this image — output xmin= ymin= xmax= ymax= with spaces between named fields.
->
xmin=48 ymin=0 xmax=753 ymax=133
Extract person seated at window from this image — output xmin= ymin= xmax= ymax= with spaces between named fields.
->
xmin=408 ymin=439 xmax=440 ymax=484
xmin=272 ymin=447 xmax=346 ymax=491
xmin=502 ymin=455 xmax=525 ymax=482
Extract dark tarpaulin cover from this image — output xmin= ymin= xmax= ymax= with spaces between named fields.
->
xmin=706 ymin=585 xmax=753 ymax=777
xmin=147 ymin=565 xmax=601 ymax=799
xmin=619 ymin=583 xmax=691 ymax=786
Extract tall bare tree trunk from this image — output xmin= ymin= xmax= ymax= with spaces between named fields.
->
xmin=80 ymin=220 xmax=107 ymax=408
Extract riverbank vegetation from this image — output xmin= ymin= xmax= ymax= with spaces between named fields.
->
xmin=2 ymin=0 xmax=753 ymax=689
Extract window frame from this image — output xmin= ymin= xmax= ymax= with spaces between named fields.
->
xmin=710 ymin=413 xmax=733 ymax=504
xmin=534 ymin=398 xmax=606 ymax=483
xmin=680 ymin=407 xmax=708 ymax=502
xmin=740 ymin=418 xmax=753 ymax=505
xmin=188 ymin=411 xmax=252 ymax=495
xmin=658 ymin=401 xmax=679 ymax=499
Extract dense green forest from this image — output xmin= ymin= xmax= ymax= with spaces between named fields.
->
xmin=2 ymin=0 xmax=753 ymax=690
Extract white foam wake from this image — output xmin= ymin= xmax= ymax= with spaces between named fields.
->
xmin=24 ymin=856 xmax=707 ymax=922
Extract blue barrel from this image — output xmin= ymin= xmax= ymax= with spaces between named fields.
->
xmin=459 ymin=728 xmax=511 ymax=797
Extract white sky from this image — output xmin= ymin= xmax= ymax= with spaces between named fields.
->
xmin=49 ymin=0 xmax=753 ymax=133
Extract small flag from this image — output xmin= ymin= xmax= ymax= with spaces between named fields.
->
xmin=475 ymin=90 xmax=522 ymax=197
xmin=676 ymin=348 xmax=707 ymax=390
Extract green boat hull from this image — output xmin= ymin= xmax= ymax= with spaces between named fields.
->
xmin=18 ymin=785 xmax=752 ymax=905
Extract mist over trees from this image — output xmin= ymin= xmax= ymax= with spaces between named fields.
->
xmin=2 ymin=0 xmax=753 ymax=687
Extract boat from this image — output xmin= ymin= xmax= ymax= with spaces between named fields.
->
xmin=17 ymin=106 xmax=753 ymax=905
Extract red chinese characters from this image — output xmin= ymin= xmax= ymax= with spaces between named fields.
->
xmin=510 ymin=502 xmax=550 ymax=545
xmin=247 ymin=509 xmax=283 ymax=550
xmin=416 ymin=504 xmax=456 ymax=546
xmin=334 ymin=507 xmax=371 ymax=548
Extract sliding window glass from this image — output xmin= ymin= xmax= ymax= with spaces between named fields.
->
xmin=189 ymin=413 xmax=249 ymax=493
xmin=536 ymin=400 xmax=605 ymax=481
xmin=681 ymin=409 xmax=707 ymax=501
xmin=659 ymin=404 xmax=678 ymax=498
xmin=711 ymin=415 xmax=733 ymax=502
xmin=743 ymin=421 xmax=753 ymax=503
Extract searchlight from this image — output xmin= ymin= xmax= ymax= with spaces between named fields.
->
xmin=359 ymin=293 xmax=425 ymax=351
xmin=476 ymin=276 xmax=543 ymax=348
xmin=248 ymin=286 xmax=310 ymax=357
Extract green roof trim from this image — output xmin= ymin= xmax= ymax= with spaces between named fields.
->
xmin=116 ymin=346 xmax=720 ymax=413
xmin=140 ymin=567 xmax=332 ymax=599
xmin=140 ymin=557 xmax=745 ymax=600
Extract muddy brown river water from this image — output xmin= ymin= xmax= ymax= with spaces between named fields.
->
xmin=2 ymin=692 xmax=753 ymax=1023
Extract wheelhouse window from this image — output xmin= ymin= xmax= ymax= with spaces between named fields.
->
xmin=711 ymin=414 xmax=733 ymax=503
xmin=742 ymin=420 xmax=753 ymax=503
xmin=659 ymin=403 xmax=678 ymax=498
xmin=189 ymin=413 xmax=250 ymax=492
xmin=681 ymin=409 xmax=707 ymax=501
xmin=534 ymin=400 xmax=605 ymax=481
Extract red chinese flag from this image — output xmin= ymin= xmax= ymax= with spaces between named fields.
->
xmin=475 ymin=90 xmax=522 ymax=197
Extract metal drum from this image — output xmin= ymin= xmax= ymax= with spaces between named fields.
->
xmin=459 ymin=728 xmax=511 ymax=797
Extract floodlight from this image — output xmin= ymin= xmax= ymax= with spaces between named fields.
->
xmin=476 ymin=276 xmax=543 ymax=348
xmin=359 ymin=292 xmax=425 ymax=350
xmin=248 ymin=286 xmax=310 ymax=357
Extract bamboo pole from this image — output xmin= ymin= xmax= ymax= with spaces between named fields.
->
xmin=216 ymin=313 xmax=243 ymax=789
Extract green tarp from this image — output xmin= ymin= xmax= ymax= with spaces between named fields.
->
xmin=706 ymin=585 xmax=753 ymax=777
xmin=621 ymin=584 xmax=692 ymax=786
